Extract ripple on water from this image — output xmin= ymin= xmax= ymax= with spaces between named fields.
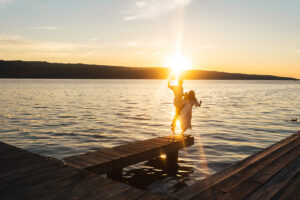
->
xmin=58 ymin=115 xmax=77 ymax=119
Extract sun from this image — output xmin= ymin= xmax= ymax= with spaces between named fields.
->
xmin=164 ymin=54 xmax=191 ymax=78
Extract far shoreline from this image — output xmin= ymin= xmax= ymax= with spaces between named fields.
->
xmin=0 ymin=60 xmax=297 ymax=80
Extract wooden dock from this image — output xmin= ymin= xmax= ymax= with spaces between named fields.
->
xmin=173 ymin=130 xmax=300 ymax=200
xmin=0 ymin=135 xmax=194 ymax=199
xmin=0 ymin=141 xmax=167 ymax=200
xmin=1 ymin=131 xmax=299 ymax=200
xmin=64 ymin=135 xmax=194 ymax=179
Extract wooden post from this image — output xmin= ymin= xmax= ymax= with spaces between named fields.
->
xmin=166 ymin=150 xmax=178 ymax=176
xmin=107 ymin=168 xmax=123 ymax=181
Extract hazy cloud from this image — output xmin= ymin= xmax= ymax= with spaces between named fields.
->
xmin=124 ymin=0 xmax=194 ymax=21
xmin=0 ymin=34 xmax=106 ymax=62
xmin=271 ymin=47 xmax=300 ymax=54
xmin=135 ymin=50 xmax=162 ymax=60
xmin=0 ymin=0 xmax=13 ymax=5
xmin=28 ymin=26 xmax=60 ymax=30
xmin=152 ymin=50 xmax=161 ymax=55
xmin=195 ymin=45 xmax=221 ymax=50
xmin=127 ymin=41 xmax=139 ymax=47
xmin=91 ymin=37 xmax=100 ymax=41
xmin=124 ymin=40 xmax=166 ymax=48
xmin=0 ymin=34 xmax=23 ymax=41
xmin=272 ymin=47 xmax=290 ymax=52
xmin=0 ymin=34 xmax=103 ymax=53
xmin=135 ymin=51 xmax=146 ymax=55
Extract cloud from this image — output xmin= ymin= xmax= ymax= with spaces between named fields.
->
xmin=0 ymin=0 xmax=13 ymax=5
xmin=124 ymin=40 xmax=166 ymax=48
xmin=124 ymin=0 xmax=194 ymax=21
xmin=271 ymin=47 xmax=300 ymax=54
xmin=134 ymin=50 xmax=162 ymax=60
xmin=195 ymin=45 xmax=221 ymax=50
xmin=0 ymin=34 xmax=107 ymax=62
xmin=272 ymin=47 xmax=290 ymax=52
xmin=127 ymin=41 xmax=139 ymax=47
xmin=0 ymin=34 xmax=103 ymax=53
xmin=91 ymin=37 xmax=100 ymax=41
xmin=28 ymin=26 xmax=60 ymax=30
xmin=152 ymin=50 xmax=161 ymax=55
xmin=135 ymin=51 xmax=146 ymax=55
xmin=0 ymin=34 xmax=22 ymax=40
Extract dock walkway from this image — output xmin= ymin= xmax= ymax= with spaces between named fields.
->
xmin=64 ymin=135 xmax=194 ymax=179
xmin=173 ymin=130 xmax=300 ymax=200
xmin=0 ymin=141 xmax=166 ymax=200
xmin=0 ymin=135 xmax=193 ymax=200
xmin=1 ymin=131 xmax=299 ymax=199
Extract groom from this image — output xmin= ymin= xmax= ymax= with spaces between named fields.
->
xmin=168 ymin=79 xmax=184 ymax=134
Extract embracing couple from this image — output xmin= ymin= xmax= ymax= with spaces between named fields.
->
xmin=168 ymin=79 xmax=202 ymax=135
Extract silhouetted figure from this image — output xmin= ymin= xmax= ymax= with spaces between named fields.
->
xmin=168 ymin=79 xmax=184 ymax=134
xmin=180 ymin=90 xmax=202 ymax=135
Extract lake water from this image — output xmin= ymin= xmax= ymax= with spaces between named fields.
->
xmin=0 ymin=79 xmax=299 ymax=194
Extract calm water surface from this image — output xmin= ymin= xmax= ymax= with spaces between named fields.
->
xmin=0 ymin=79 xmax=299 ymax=194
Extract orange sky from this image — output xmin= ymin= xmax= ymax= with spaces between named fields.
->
xmin=0 ymin=0 xmax=299 ymax=79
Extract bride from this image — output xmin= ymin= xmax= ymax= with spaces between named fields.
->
xmin=180 ymin=90 xmax=202 ymax=135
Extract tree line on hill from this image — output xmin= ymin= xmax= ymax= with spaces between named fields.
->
xmin=0 ymin=60 xmax=296 ymax=80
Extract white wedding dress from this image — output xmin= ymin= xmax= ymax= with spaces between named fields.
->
xmin=180 ymin=98 xmax=200 ymax=133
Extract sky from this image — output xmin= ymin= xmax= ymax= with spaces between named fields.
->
xmin=0 ymin=0 xmax=299 ymax=78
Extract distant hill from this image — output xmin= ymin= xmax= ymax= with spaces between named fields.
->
xmin=0 ymin=60 xmax=296 ymax=80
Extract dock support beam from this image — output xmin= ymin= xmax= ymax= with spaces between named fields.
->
xmin=166 ymin=150 xmax=178 ymax=176
xmin=107 ymin=168 xmax=123 ymax=181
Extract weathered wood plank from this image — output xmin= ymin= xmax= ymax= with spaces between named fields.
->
xmin=99 ymin=148 xmax=133 ymax=158
xmin=37 ymin=175 xmax=113 ymax=200
xmin=132 ymin=141 xmax=171 ymax=149
xmin=222 ymin=180 xmax=261 ymax=200
xmin=103 ymin=187 xmax=150 ymax=200
xmin=0 ymin=147 xmax=23 ymax=158
xmin=64 ymin=135 xmax=194 ymax=176
xmin=174 ymin=131 xmax=300 ymax=200
xmin=115 ymin=143 xmax=152 ymax=152
xmin=88 ymin=151 xmax=118 ymax=161
xmin=115 ymin=138 xmax=170 ymax=151
xmin=67 ymin=177 xmax=116 ymax=199
xmin=249 ymin=144 xmax=300 ymax=183
xmin=272 ymin=172 xmax=300 ymax=200
xmin=0 ymin=141 xmax=169 ymax=200
xmin=211 ymin=142 xmax=300 ymax=199
xmin=214 ymin=136 xmax=300 ymax=193
xmin=189 ymin=188 xmax=227 ymax=200
xmin=77 ymin=151 xmax=113 ymax=162
xmin=0 ymin=160 xmax=62 ymax=185
xmin=247 ymin=156 xmax=300 ymax=200
xmin=223 ymin=144 xmax=300 ymax=199
xmin=83 ymin=180 xmax=132 ymax=200
xmin=87 ymin=139 xmax=193 ymax=174
xmin=0 ymin=151 xmax=39 ymax=168
xmin=80 ymin=179 xmax=129 ymax=200
xmin=63 ymin=154 xmax=109 ymax=170
xmin=19 ymin=174 xmax=91 ymax=200
xmin=0 ymin=167 xmax=81 ymax=199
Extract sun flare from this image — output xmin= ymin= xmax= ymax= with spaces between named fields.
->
xmin=165 ymin=54 xmax=191 ymax=78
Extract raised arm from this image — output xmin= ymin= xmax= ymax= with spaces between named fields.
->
xmin=168 ymin=80 xmax=174 ymax=90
